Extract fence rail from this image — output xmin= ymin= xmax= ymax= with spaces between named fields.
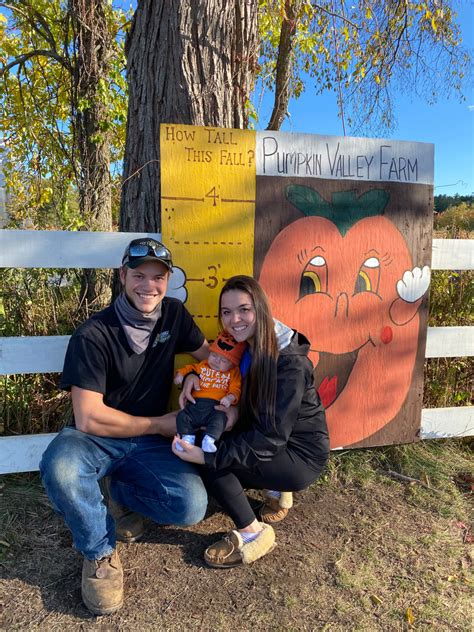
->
xmin=1 ymin=229 xmax=473 ymax=474
xmin=0 ymin=230 xmax=161 ymax=268
xmin=0 ymin=230 xmax=472 ymax=270
xmin=1 ymin=326 xmax=473 ymax=376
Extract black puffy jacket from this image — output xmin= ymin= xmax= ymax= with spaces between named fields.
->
xmin=204 ymin=330 xmax=329 ymax=471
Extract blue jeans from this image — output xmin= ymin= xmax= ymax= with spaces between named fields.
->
xmin=39 ymin=427 xmax=207 ymax=560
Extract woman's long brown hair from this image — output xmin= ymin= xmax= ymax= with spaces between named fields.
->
xmin=218 ymin=275 xmax=278 ymax=424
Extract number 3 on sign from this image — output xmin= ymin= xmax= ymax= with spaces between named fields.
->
xmin=206 ymin=264 xmax=220 ymax=289
xmin=206 ymin=187 xmax=219 ymax=207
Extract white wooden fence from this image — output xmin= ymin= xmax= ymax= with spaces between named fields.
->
xmin=0 ymin=229 xmax=473 ymax=473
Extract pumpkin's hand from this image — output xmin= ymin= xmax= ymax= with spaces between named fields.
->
xmin=396 ymin=265 xmax=431 ymax=303
xmin=166 ymin=266 xmax=188 ymax=303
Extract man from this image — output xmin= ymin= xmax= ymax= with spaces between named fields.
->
xmin=40 ymin=238 xmax=212 ymax=616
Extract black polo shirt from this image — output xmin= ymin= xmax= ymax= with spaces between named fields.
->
xmin=60 ymin=297 xmax=205 ymax=417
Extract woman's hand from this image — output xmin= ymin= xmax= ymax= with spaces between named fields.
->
xmin=178 ymin=374 xmax=200 ymax=409
xmin=172 ymin=435 xmax=205 ymax=464
xmin=215 ymin=403 xmax=239 ymax=432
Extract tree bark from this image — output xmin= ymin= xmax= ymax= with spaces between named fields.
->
xmin=120 ymin=0 xmax=259 ymax=233
xmin=69 ymin=0 xmax=113 ymax=310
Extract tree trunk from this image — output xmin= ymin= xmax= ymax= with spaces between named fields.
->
xmin=69 ymin=0 xmax=113 ymax=310
xmin=120 ymin=0 xmax=259 ymax=233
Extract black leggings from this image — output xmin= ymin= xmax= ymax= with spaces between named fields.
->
xmin=200 ymin=450 xmax=325 ymax=529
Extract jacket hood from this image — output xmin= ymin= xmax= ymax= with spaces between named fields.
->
xmin=274 ymin=319 xmax=311 ymax=356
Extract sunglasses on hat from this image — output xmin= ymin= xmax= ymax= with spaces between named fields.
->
xmin=122 ymin=239 xmax=173 ymax=270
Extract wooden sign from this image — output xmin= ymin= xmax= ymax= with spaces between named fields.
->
xmin=161 ymin=125 xmax=434 ymax=449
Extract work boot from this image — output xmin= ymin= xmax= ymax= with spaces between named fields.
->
xmin=99 ymin=476 xmax=144 ymax=543
xmin=260 ymin=491 xmax=293 ymax=524
xmin=81 ymin=549 xmax=123 ymax=615
xmin=204 ymin=523 xmax=275 ymax=568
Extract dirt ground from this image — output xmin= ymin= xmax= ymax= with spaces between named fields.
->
xmin=0 ymin=469 xmax=472 ymax=632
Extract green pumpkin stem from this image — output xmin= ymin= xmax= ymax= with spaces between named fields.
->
xmin=286 ymin=185 xmax=389 ymax=236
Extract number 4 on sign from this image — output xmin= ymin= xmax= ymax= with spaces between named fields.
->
xmin=206 ymin=187 xmax=219 ymax=206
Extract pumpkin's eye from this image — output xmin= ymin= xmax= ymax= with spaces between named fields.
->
xmin=354 ymin=257 xmax=380 ymax=294
xmin=363 ymin=257 xmax=380 ymax=268
xmin=299 ymin=255 xmax=328 ymax=299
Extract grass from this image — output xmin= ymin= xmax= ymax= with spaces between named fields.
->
xmin=435 ymin=203 xmax=474 ymax=233
xmin=317 ymin=441 xmax=472 ymax=630
xmin=326 ymin=439 xmax=473 ymax=518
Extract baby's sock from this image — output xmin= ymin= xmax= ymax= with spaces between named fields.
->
xmin=266 ymin=490 xmax=281 ymax=499
xmin=239 ymin=530 xmax=261 ymax=543
xmin=175 ymin=434 xmax=195 ymax=452
xmin=202 ymin=434 xmax=217 ymax=453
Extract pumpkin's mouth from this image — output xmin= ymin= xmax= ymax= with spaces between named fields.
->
xmin=313 ymin=340 xmax=373 ymax=408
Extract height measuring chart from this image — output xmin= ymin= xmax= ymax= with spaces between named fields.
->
xmin=160 ymin=124 xmax=255 ymax=341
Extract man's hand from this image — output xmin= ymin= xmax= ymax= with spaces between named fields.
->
xmin=174 ymin=372 xmax=184 ymax=386
xmin=179 ymin=374 xmax=200 ymax=409
xmin=172 ymin=435 xmax=205 ymax=464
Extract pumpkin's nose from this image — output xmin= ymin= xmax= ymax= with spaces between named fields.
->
xmin=334 ymin=292 xmax=349 ymax=318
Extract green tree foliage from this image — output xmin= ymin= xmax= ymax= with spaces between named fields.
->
xmin=434 ymin=193 xmax=474 ymax=213
xmin=0 ymin=0 xmax=128 ymax=228
xmin=259 ymin=0 xmax=470 ymax=133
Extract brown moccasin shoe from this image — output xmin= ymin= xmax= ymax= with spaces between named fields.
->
xmin=81 ymin=549 xmax=123 ymax=615
xmin=100 ymin=476 xmax=144 ymax=543
xmin=260 ymin=491 xmax=293 ymax=524
xmin=204 ymin=523 xmax=275 ymax=568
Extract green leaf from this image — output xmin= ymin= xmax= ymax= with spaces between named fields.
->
xmin=286 ymin=184 xmax=332 ymax=216
xmin=286 ymin=185 xmax=389 ymax=235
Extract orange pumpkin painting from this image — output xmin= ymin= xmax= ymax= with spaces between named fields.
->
xmin=259 ymin=186 xmax=431 ymax=448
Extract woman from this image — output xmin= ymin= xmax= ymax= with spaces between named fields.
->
xmin=172 ymin=275 xmax=329 ymax=568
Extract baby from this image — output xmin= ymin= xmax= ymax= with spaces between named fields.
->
xmin=174 ymin=332 xmax=245 ymax=452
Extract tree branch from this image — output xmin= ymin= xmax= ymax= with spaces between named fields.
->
xmin=266 ymin=0 xmax=303 ymax=131
xmin=330 ymin=0 xmax=346 ymax=135
xmin=311 ymin=2 xmax=359 ymax=30
xmin=0 ymin=50 xmax=70 ymax=77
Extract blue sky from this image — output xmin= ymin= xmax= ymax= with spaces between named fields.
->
xmin=254 ymin=3 xmax=473 ymax=196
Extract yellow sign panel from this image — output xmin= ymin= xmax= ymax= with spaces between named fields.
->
xmin=160 ymin=124 xmax=256 ymax=341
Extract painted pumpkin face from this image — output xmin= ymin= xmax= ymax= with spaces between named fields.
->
xmin=259 ymin=188 xmax=423 ymax=448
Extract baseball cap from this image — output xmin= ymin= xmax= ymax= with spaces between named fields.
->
xmin=122 ymin=238 xmax=173 ymax=270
